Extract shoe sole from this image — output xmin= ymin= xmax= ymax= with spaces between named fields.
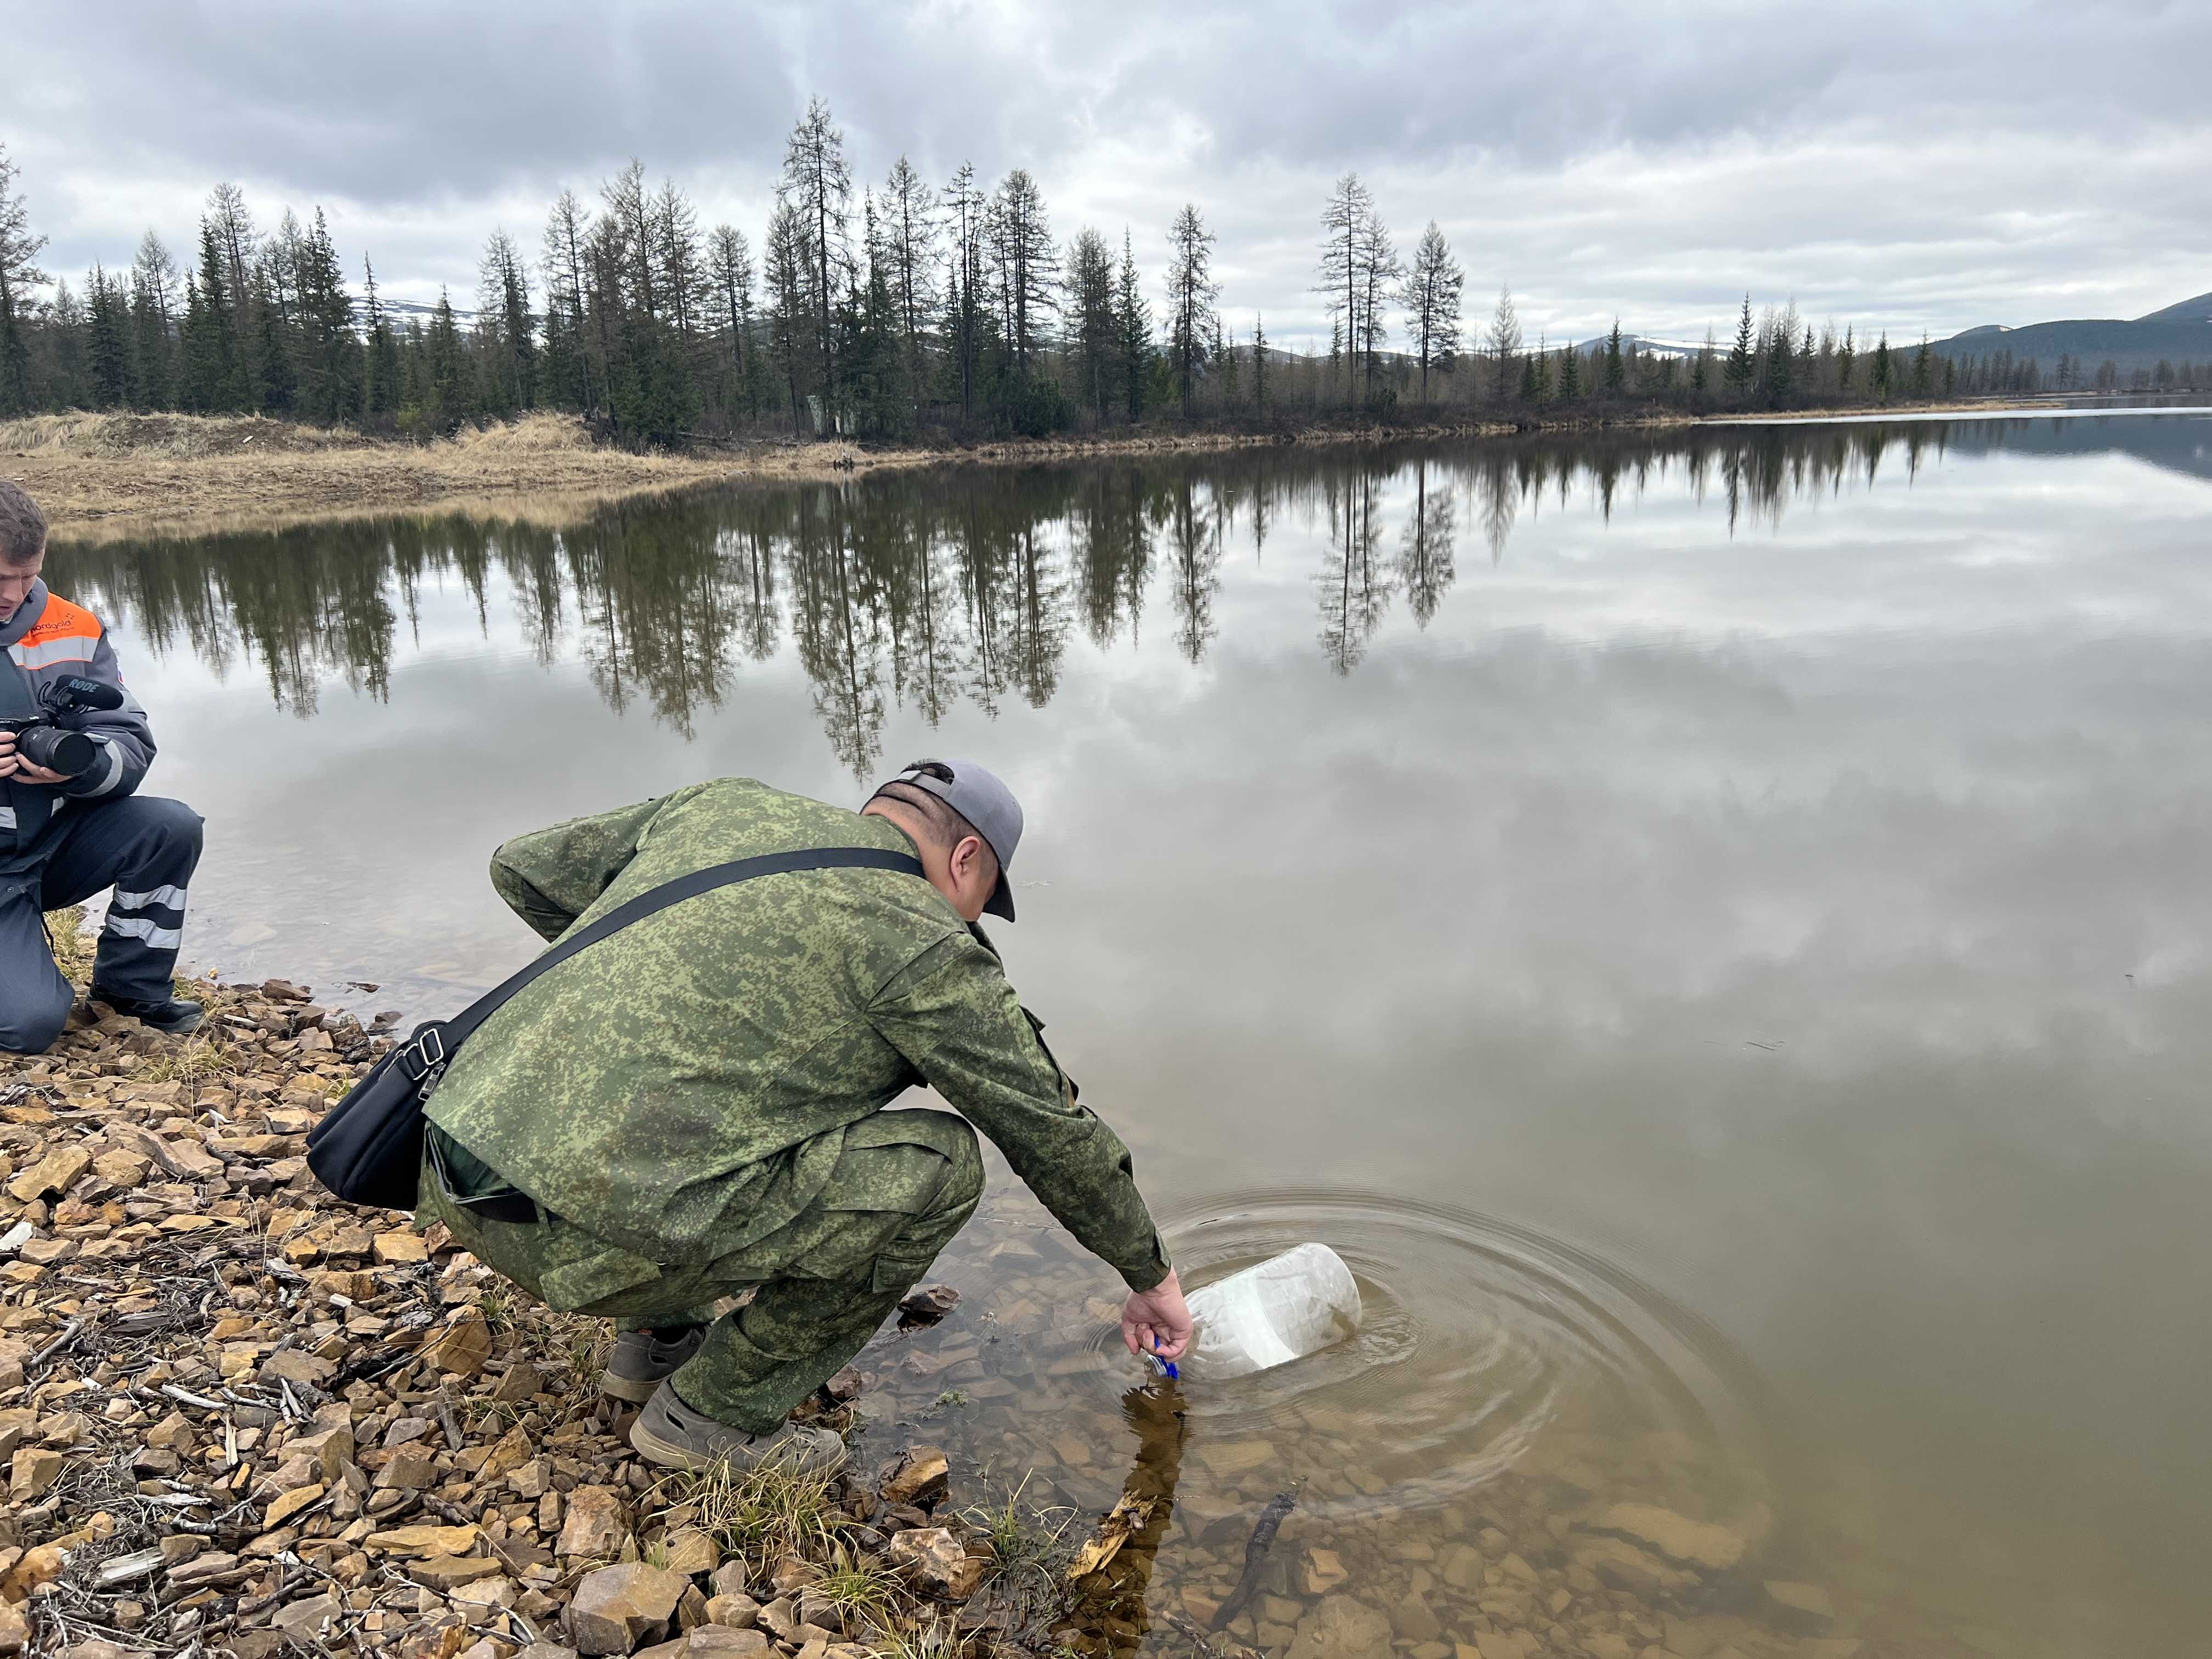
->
xmin=598 ymin=1369 xmax=662 ymax=1405
xmin=628 ymin=1416 xmax=849 ymax=1478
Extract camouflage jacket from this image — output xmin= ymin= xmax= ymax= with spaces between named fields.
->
xmin=425 ymin=778 xmax=1170 ymax=1290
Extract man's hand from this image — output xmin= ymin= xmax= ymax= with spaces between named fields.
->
xmin=1120 ymin=1267 xmax=1194 ymax=1363
xmin=0 ymin=732 xmax=65 ymax=786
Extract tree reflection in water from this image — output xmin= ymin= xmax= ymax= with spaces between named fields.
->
xmin=52 ymin=421 xmax=1982 ymax=774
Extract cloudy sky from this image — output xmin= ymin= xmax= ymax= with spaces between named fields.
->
xmin=10 ymin=2 xmax=2210 ymax=349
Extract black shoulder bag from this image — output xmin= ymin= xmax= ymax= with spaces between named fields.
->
xmin=305 ymin=846 xmax=926 ymax=1210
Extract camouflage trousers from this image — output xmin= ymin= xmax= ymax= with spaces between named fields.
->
xmin=420 ymin=1109 xmax=983 ymax=1434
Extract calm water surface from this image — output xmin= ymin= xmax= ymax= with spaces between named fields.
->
xmin=49 ymin=413 xmax=2212 ymax=1658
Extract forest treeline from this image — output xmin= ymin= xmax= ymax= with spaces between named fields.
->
xmin=0 ymin=111 xmax=2164 ymax=450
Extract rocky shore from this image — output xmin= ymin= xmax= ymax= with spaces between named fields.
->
xmin=0 ymin=953 xmax=1095 ymax=1659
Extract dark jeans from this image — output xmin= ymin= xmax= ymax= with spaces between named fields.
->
xmin=0 ymin=795 xmax=204 ymax=1053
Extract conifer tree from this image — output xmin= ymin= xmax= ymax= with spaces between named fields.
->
xmin=1064 ymin=228 xmax=1117 ymax=423
xmin=1724 ymin=295 xmax=1756 ymax=392
xmin=881 ymin=157 xmax=938 ymax=419
xmin=0 ymin=144 xmax=49 ymax=415
xmin=183 ymin=218 xmax=250 ymax=411
xmin=1485 ymin=286 xmax=1523 ymax=404
xmin=1604 ymin=319 xmax=1625 ymax=392
xmin=84 ymin=266 xmax=133 ymax=408
xmin=1252 ymin=312 xmax=1268 ymax=417
xmin=1558 ymin=340 xmax=1583 ymax=400
xmin=707 ymin=225 xmax=756 ymax=422
xmin=476 ymin=229 xmax=535 ymax=415
xmin=989 ymin=170 xmax=1056 ymax=381
xmin=1164 ymin=203 xmax=1217 ymax=417
xmin=128 ymin=230 xmax=178 ymax=409
xmin=941 ymin=164 xmax=986 ymax=423
xmin=1837 ymin=324 xmax=1855 ymax=391
xmin=780 ymin=99 xmax=854 ymax=407
xmin=541 ymin=189 xmax=597 ymax=414
xmin=295 ymin=209 xmax=359 ymax=423
xmin=424 ymin=287 xmax=468 ymax=431
xmin=1872 ymin=332 xmax=1893 ymax=399
xmin=1114 ymin=229 xmax=1151 ymax=423
xmin=361 ymin=258 xmax=399 ymax=421
xmin=1401 ymin=222 xmax=1463 ymax=403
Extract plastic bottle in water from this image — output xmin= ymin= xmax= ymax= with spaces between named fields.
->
xmin=1182 ymin=1243 xmax=1363 ymax=1379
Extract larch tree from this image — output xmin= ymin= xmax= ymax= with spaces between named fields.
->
xmin=941 ymin=163 xmax=986 ymax=421
xmin=881 ymin=157 xmax=938 ymax=415
xmin=1164 ymin=203 xmax=1218 ymax=417
xmin=764 ymin=200 xmax=811 ymax=431
xmin=1401 ymin=222 xmax=1463 ymax=403
xmin=1486 ymin=285 xmax=1522 ymax=404
xmin=540 ymin=189 xmax=597 ymax=413
xmin=707 ymin=225 xmax=755 ymax=419
xmin=779 ymin=98 xmax=854 ymax=401
xmin=1316 ymin=173 xmax=1374 ymax=408
xmin=476 ymin=228 xmax=534 ymax=416
xmin=988 ymin=169 xmax=1056 ymax=379
xmin=128 ymin=230 xmax=179 ymax=409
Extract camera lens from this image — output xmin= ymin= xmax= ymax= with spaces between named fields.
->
xmin=16 ymin=725 xmax=95 ymax=778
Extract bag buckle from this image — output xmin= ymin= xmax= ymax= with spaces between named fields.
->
xmin=399 ymin=1026 xmax=447 ymax=1084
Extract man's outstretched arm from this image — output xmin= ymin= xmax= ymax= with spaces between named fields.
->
xmin=488 ymin=791 xmax=680 ymax=941
xmin=870 ymin=932 xmax=1193 ymax=1359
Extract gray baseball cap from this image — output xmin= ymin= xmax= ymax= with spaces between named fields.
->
xmin=876 ymin=758 xmax=1025 ymax=920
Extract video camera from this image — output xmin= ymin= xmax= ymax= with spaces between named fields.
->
xmin=0 ymin=675 xmax=123 ymax=778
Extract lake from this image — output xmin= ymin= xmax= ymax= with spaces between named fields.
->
xmin=48 ymin=410 xmax=2212 ymax=1659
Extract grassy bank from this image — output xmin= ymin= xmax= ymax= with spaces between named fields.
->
xmin=5 ymin=399 xmax=2091 ymax=544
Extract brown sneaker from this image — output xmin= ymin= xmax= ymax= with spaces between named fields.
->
xmin=628 ymin=1381 xmax=847 ymax=1476
xmin=599 ymin=1326 xmax=708 ymax=1403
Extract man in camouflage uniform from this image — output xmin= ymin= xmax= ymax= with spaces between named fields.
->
xmin=418 ymin=761 xmax=1193 ymax=1472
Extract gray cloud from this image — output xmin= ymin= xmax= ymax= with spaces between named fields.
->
xmin=10 ymin=2 xmax=2211 ymax=347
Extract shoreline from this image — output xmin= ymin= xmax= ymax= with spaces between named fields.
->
xmin=0 ymin=934 xmax=1108 ymax=1659
xmin=7 ymin=398 xmax=2151 ymax=544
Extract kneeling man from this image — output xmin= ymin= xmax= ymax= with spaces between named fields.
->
xmin=0 ymin=480 xmax=204 ymax=1052
xmin=418 ymin=760 xmax=1192 ymax=1471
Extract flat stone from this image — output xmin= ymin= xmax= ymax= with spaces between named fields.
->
xmin=1390 ymin=1592 xmax=1442 ymax=1643
xmin=273 ymin=1596 xmax=342 ymax=1646
xmin=0 ymin=1600 xmax=27 ymax=1656
xmin=263 ymin=1482 xmax=326 ymax=1527
xmin=879 ymin=1446 xmax=949 ymax=1506
xmin=557 ymin=1486 xmax=628 ymax=1559
xmin=682 ymin=1632 xmax=767 ymax=1659
xmin=374 ymin=1231 xmax=430 ymax=1264
xmin=452 ymin=1575 xmax=519 ymax=1611
xmin=1286 ymin=1598 xmax=1393 ymax=1659
xmin=366 ymin=1524 xmax=481 ymax=1557
xmin=897 ymin=1284 xmax=960 ymax=1322
xmin=422 ymin=1314 xmax=492 ymax=1377
xmin=1593 ymin=1503 xmax=1750 ymax=1572
xmin=9 ymin=1447 xmax=66 ymax=1500
xmin=376 ymin=1451 xmax=441 ymax=1490
xmin=1761 ymin=1580 xmax=1837 ymax=1626
xmin=702 ymin=1597 xmax=758 ymax=1630
xmin=8 ymin=1147 xmax=91 ymax=1202
xmin=479 ymin=1425 xmax=533 ymax=1481
xmin=663 ymin=1529 xmax=720 ymax=1577
xmin=567 ymin=1563 xmax=691 ymax=1656
xmin=410 ymin=1555 xmax=510 ymax=1590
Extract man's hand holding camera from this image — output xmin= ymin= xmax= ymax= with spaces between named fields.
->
xmin=0 ymin=732 xmax=67 ymax=786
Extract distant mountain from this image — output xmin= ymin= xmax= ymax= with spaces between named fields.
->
xmin=1928 ymin=289 xmax=2212 ymax=376
xmin=1572 ymin=332 xmax=1701 ymax=359
xmin=2134 ymin=291 xmax=2212 ymax=326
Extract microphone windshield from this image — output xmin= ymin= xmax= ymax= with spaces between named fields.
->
xmin=50 ymin=676 xmax=126 ymax=712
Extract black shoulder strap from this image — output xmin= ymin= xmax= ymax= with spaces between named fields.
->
xmin=408 ymin=846 xmax=926 ymax=1071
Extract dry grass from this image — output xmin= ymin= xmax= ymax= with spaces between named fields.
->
xmin=653 ymin=1449 xmax=850 ymax=1571
xmin=3 ymin=411 xmax=890 ymax=540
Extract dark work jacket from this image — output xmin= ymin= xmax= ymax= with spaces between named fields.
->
xmin=0 ymin=580 xmax=156 ymax=874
